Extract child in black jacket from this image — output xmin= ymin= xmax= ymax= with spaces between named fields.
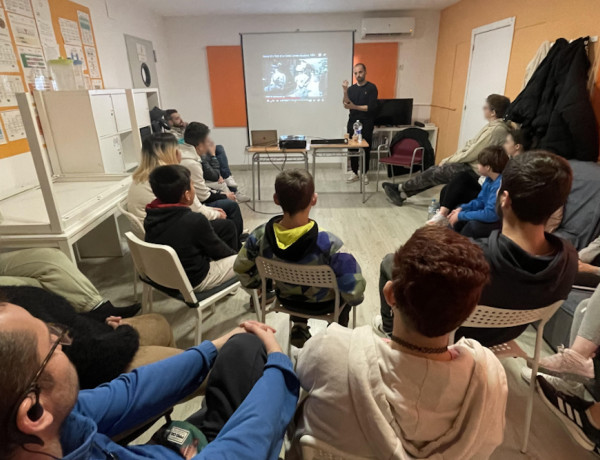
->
xmin=145 ymin=164 xmax=238 ymax=290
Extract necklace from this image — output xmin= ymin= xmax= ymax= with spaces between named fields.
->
xmin=390 ymin=335 xmax=449 ymax=354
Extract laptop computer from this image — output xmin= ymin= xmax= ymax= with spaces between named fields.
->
xmin=251 ymin=130 xmax=278 ymax=147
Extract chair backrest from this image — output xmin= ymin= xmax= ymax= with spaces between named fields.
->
xmin=124 ymin=232 xmax=198 ymax=305
xmin=118 ymin=201 xmax=145 ymax=239
xmin=255 ymin=257 xmax=340 ymax=308
xmin=390 ymin=138 xmax=423 ymax=160
xmin=461 ymin=301 xmax=564 ymax=329
xmin=299 ymin=435 xmax=369 ymax=460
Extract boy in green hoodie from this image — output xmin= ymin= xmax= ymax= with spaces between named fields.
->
xmin=234 ymin=169 xmax=366 ymax=348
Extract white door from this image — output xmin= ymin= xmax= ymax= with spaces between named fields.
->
xmin=457 ymin=18 xmax=515 ymax=149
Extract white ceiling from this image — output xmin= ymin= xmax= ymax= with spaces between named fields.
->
xmin=146 ymin=0 xmax=460 ymax=17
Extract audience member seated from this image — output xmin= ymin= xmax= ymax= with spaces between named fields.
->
xmin=145 ymin=165 xmax=238 ymax=290
xmin=166 ymin=109 xmax=242 ymax=190
xmin=377 ymin=151 xmax=578 ymax=346
xmin=0 ymin=304 xmax=299 ymax=459
xmin=289 ymin=226 xmax=507 ymax=459
xmin=234 ymin=169 xmax=365 ymax=348
xmin=577 ymin=235 xmax=600 ymax=287
xmin=0 ymin=286 xmax=178 ymax=389
xmin=428 ymin=146 xmax=509 ymax=238
xmin=127 ymin=133 xmax=236 ymax=245
xmin=201 ymin=137 xmax=250 ymax=202
xmin=383 ymin=94 xmax=510 ymax=206
xmin=181 ymin=122 xmax=245 ymax=238
xmin=0 ymin=247 xmax=138 ymax=319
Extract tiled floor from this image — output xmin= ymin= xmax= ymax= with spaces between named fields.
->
xmin=79 ymin=165 xmax=596 ymax=459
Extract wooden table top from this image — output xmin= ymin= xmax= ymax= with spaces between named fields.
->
xmin=310 ymin=139 xmax=369 ymax=149
xmin=246 ymin=146 xmax=308 ymax=153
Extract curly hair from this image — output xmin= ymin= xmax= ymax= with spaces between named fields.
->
xmin=391 ymin=226 xmax=490 ymax=337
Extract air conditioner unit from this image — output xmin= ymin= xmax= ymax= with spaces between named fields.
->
xmin=361 ymin=17 xmax=415 ymax=38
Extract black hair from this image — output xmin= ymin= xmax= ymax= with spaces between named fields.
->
xmin=354 ymin=63 xmax=366 ymax=72
xmin=149 ymin=165 xmax=192 ymax=204
xmin=486 ymin=94 xmax=510 ymax=119
xmin=508 ymin=128 xmax=532 ymax=151
xmin=499 ymin=150 xmax=572 ymax=225
xmin=477 ymin=145 xmax=509 ymax=173
xmin=275 ymin=169 xmax=315 ymax=215
xmin=183 ymin=122 xmax=210 ymax=147
xmin=165 ymin=109 xmax=178 ymax=121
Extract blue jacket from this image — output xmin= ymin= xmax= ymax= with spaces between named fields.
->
xmin=60 ymin=341 xmax=299 ymax=459
xmin=458 ymin=176 xmax=502 ymax=223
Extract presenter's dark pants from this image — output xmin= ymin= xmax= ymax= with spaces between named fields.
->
xmin=206 ymin=199 xmax=243 ymax=237
xmin=347 ymin=118 xmax=374 ymax=174
xmin=186 ymin=334 xmax=267 ymax=441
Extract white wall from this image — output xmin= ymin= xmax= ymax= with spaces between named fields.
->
xmin=162 ymin=10 xmax=441 ymax=165
xmin=0 ymin=0 xmax=171 ymax=198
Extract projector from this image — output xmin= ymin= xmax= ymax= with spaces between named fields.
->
xmin=279 ymin=135 xmax=307 ymax=149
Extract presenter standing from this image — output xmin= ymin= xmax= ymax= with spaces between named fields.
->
xmin=343 ymin=63 xmax=378 ymax=184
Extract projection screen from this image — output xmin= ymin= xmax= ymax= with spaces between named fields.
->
xmin=241 ymin=31 xmax=354 ymax=144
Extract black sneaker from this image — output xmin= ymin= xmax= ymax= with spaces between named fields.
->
xmin=290 ymin=324 xmax=312 ymax=349
xmin=537 ymin=375 xmax=600 ymax=454
xmin=85 ymin=301 xmax=141 ymax=321
xmin=382 ymin=183 xmax=406 ymax=207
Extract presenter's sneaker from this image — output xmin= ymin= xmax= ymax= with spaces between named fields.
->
xmin=363 ymin=175 xmax=369 ymax=185
xmin=382 ymin=182 xmax=406 ymax=206
xmin=290 ymin=324 xmax=312 ymax=348
xmin=235 ymin=191 xmax=251 ymax=203
xmin=537 ymin=375 xmax=600 ymax=455
xmin=346 ymin=172 xmax=360 ymax=183
xmin=534 ymin=346 xmax=595 ymax=384
xmin=520 ymin=366 xmax=586 ymax=399
xmin=225 ymin=176 xmax=239 ymax=188
xmin=426 ymin=211 xmax=450 ymax=227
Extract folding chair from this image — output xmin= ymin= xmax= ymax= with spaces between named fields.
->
xmin=299 ymin=434 xmax=369 ymax=460
xmin=253 ymin=256 xmax=356 ymax=355
xmin=124 ymin=232 xmax=240 ymax=344
xmin=117 ymin=201 xmax=145 ymax=301
xmin=449 ymin=301 xmax=563 ymax=453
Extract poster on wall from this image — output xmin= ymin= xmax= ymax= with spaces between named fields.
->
xmin=4 ymin=0 xmax=32 ymax=17
xmin=0 ymin=122 xmax=7 ymax=145
xmin=0 ymin=75 xmax=24 ymax=107
xmin=1 ymin=109 xmax=25 ymax=140
xmin=8 ymin=12 xmax=41 ymax=47
xmin=77 ymin=10 xmax=93 ymax=46
xmin=0 ymin=40 xmax=18 ymax=72
xmin=0 ymin=9 xmax=12 ymax=41
xmin=31 ymin=0 xmax=59 ymax=60
xmin=58 ymin=17 xmax=80 ymax=45
xmin=84 ymin=45 xmax=99 ymax=77
xmin=91 ymin=78 xmax=102 ymax=89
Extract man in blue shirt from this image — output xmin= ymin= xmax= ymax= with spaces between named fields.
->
xmin=0 ymin=302 xmax=299 ymax=460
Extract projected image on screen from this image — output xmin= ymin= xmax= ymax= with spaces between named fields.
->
xmin=263 ymin=53 xmax=327 ymax=102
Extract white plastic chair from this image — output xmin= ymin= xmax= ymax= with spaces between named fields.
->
xmin=117 ymin=201 xmax=145 ymax=301
xmin=300 ymin=434 xmax=369 ymax=460
xmin=124 ymin=232 xmax=240 ymax=344
xmin=449 ymin=301 xmax=564 ymax=454
xmin=254 ymin=256 xmax=356 ymax=355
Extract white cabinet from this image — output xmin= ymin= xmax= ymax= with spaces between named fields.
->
xmin=126 ymin=88 xmax=160 ymax=168
xmin=39 ymin=89 xmax=135 ymax=175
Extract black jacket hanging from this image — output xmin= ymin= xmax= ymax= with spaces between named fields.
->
xmin=388 ymin=128 xmax=435 ymax=170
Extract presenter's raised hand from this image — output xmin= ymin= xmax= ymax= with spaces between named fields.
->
xmin=342 ymin=80 xmax=349 ymax=91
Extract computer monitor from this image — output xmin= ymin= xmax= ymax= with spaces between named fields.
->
xmin=374 ymin=99 xmax=413 ymax=126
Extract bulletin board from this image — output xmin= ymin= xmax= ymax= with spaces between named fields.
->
xmin=0 ymin=0 xmax=104 ymax=160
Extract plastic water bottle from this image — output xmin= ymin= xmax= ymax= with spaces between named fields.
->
xmin=427 ymin=199 xmax=438 ymax=219
xmin=353 ymin=120 xmax=363 ymax=142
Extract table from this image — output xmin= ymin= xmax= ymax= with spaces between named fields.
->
xmin=310 ymin=139 xmax=369 ymax=203
xmin=245 ymin=146 xmax=309 ymax=210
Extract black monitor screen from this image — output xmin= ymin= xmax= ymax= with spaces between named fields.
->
xmin=374 ymin=99 xmax=413 ymax=126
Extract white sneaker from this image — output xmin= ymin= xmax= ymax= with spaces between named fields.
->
xmin=520 ymin=366 xmax=586 ymax=399
xmin=426 ymin=211 xmax=450 ymax=227
xmin=346 ymin=172 xmax=359 ymax=183
xmin=536 ymin=346 xmax=595 ymax=383
xmin=225 ymin=176 xmax=239 ymax=188
xmin=235 ymin=191 xmax=251 ymax=203
xmin=371 ymin=315 xmax=390 ymax=338
xmin=362 ymin=175 xmax=369 ymax=185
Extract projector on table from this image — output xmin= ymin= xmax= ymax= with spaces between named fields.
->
xmin=279 ymin=135 xmax=307 ymax=149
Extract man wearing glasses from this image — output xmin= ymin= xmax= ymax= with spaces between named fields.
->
xmin=0 ymin=303 xmax=299 ymax=460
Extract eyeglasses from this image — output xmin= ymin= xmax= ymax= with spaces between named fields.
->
xmin=10 ymin=323 xmax=72 ymax=426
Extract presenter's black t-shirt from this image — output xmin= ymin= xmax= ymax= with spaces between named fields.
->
xmin=347 ymin=81 xmax=378 ymax=121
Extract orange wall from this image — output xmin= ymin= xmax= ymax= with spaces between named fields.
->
xmin=431 ymin=0 xmax=600 ymax=160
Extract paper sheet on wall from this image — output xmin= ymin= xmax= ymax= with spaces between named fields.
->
xmin=77 ymin=10 xmax=94 ymax=46
xmin=58 ymin=17 xmax=81 ymax=45
xmin=0 ymin=39 xmax=18 ymax=72
xmin=84 ymin=45 xmax=99 ymax=78
xmin=83 ymin=74 xmax=90 ymax=89
xmin=136 ymin=42 xmax=147 ymax=63
xmin=1 ymin=109 xmax=25 ymax=140
xmin=65 ymin=44 xmax=85 ymax=70
xmin=4 ymin=0 xmax=32 ymax=17
xmin=17 ymin=45 xmax=45 ymax=69
xmin=91 ymin=78 xmax=102 ymax=89
xmin=0 ymin=8 xmax=11 ymax=41
xmin=31 ymin=0 xmax=58 ymax=49
xmin=0 ymin=75 xmax=24 ymax=107
xmin=0 ymin=121 xmax=7 ymax=144
xmin=8 ymin=12 xmax=41 ymax=47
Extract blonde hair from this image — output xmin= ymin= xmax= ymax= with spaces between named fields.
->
xmin=132 ymin=133 xmax=180 ymax=184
